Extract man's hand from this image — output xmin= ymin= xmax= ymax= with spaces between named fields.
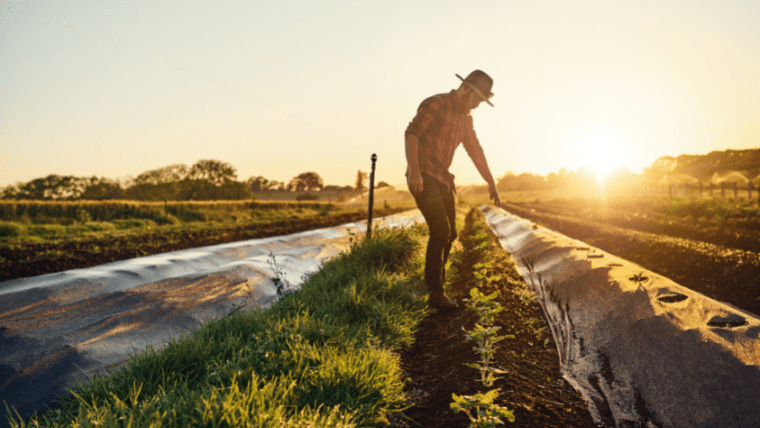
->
xmin=489 ymin=183 xmax=501 ymax=207
xmin=407 ymin=171 xmax=424 ymax=194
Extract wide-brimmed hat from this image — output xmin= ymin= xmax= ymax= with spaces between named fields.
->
xmin=456 ymin=70 xmax=494 ymax=107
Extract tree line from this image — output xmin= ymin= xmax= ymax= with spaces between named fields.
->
xmin=0 ymin=160 xmax=382 ymax=201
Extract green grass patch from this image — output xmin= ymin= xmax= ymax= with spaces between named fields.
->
xmin=6 ymin=225 xmax=429 ymax=428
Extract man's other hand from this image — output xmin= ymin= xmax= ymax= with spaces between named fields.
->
xmin=489 ymin=183 xmax=501 ymax=207
xmin=408 ymin=171 xmax=424 ymax=194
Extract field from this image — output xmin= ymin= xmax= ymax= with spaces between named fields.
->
xmin=4 ymin=187 xmax=758 ymax=426
xmin=461 ymin=186 xmax=760 ymax=316
xmin=5 ymin=202 xmax=601 ymax=428
xmin=0 ymin=193 xmax=417 ymax=282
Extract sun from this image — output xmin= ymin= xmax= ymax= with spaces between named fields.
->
xmin=572 ymin=125 xmax=626 ymax=181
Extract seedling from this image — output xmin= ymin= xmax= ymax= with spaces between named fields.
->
xmin=451 ymin=389 xmax=515 ymax=427
xmin=463 ymin=287 xmax=514 ymax=387
xmin=465 ymin=287 xmax=503 ymax=326
xmin=462 ymin=323 xmax=511 ymax=387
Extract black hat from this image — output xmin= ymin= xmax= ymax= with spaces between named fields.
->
xmin=456 ymin=70 xmax=494 ymax=107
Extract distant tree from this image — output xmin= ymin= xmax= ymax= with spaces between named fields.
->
xmin=179 ymin=180 xmax=252 ymax=200
xmin=286 ymin=178 xmax=301 ymax=192
xmin=187 ymin=159 xmax=237 ymax=186
xmin=134 ymin=164 xmax=189 ymax=185
xmin=295 ymin=172 xmax=324 ymax=191
xmin=80 ymin=176 xmax=125 ymax=200
xmin=496 ymin=171 xmax=516 ymax=191
xmin=247 ymin=176 xmax=270 ymax=191
xmin=269 ymin=180 xmax=286 ymax=191
xmin=6 ymin=175 xmax=88 ymax=200
xmin=355 ymin=170 xmax=368 ymax=192
xmin=376 ymin=181 xmax=392 ymax=189
xmin=0 ymin=184 xmax=19 ymax=200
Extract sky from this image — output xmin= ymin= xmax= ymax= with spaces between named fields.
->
xmin=2 ymin=0 xmax=760 ymax=189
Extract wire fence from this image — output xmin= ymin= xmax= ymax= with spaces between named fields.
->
xmin=664 ymin=181 xmax=760 ymax=203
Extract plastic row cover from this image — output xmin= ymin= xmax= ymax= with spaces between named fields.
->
xmin=481 ymin=205 xmax=760 ymax=428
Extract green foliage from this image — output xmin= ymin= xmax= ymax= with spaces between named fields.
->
xmin=7 ymin=226 xmax=427 ymax=428
xmin=465 ymin=287 xmax=503 ymax=326
xmin=0 ymin=222 xmax=22 ymax=238
xmin=187 ymin=159 xmax=238 ymax=186
xmin=463 ymin=288 xmax=513 ymax=388
xmin=451 ymin=390 xmax=515 ymax=427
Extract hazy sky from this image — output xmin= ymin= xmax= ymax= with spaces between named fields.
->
xmin=2 ymin=0 xmax=759 ymax=188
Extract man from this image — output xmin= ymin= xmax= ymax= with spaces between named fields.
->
xmin=405 ymin=70 xmax=501 ymax=312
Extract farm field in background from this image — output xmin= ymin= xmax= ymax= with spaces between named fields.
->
xmin=463 ymin=186 xmax=760 ymax=316
xmin=0 ymin=194 xmax=417 ymax=282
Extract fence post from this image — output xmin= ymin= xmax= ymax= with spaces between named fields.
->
xmin=749 ymin=181 xmax=753 ymax=200
xmin=710 ymin=182 xmax=713 ymax=198
xmin=734 ymin=182 xmax=738 ymax=199
xmin=699 ymin=182 xmax=703 ymax=197
xmin=366 ymin=153 xmax=377 ymax=241
xmin=721 ymin=182 xmax=725 ymax=198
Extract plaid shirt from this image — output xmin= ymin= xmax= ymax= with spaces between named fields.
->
xmin=405 ymin=90 xmax=487 ymax=191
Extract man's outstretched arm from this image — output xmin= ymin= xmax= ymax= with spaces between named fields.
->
xmin=465 ymin=142 xmax=501 ymax=207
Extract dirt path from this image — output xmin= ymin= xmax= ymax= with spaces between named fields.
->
xmin=399 ymin=207 xmax=600 ymax=427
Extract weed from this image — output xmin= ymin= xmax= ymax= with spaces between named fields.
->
xmin=267 ymin=251 xmax=291 ymax=300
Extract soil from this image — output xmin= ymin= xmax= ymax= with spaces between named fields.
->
xmin=398 ymin=208 xmax=601 ymax=427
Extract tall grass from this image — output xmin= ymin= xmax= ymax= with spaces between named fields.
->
xmin=6 ymin=225 xmax=429 ymax=428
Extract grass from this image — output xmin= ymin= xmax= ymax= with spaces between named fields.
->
xmin=5 ymin=224 xmax=430 ymax=428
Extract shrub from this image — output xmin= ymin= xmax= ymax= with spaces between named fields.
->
xmin=0 ymin=222 xmax=22 ymax=238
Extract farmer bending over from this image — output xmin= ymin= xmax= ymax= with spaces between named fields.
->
xmin=405 ymin=70 xmax=501 ymax=313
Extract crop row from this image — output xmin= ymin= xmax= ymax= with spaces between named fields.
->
xmin=0 ymin=200 xmax=333 ymax=224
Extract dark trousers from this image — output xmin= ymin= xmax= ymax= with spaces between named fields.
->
xmin=413 ymin=174 xmax=457 ymax=294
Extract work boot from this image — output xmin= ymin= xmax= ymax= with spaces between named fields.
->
xmin=428 ymin=292 xmax=459 ymax=312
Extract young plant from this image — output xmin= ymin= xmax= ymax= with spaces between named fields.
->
xmin=465 ymin=287 xmax=503 ymax=326
xmin=463 ymin=287 xmax=514 ymax=387
xmin=451 ymin=389 xmax=515 ymax=427
xmin=463 ymin=323 xmax=510 ymax=387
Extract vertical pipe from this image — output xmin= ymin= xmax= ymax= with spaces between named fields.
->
xmin=367 ymin=153 xmax=377 ymax=241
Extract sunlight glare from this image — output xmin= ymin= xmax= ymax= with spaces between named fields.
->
xmin=572 ymin=125 xmax=626 ymax=182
